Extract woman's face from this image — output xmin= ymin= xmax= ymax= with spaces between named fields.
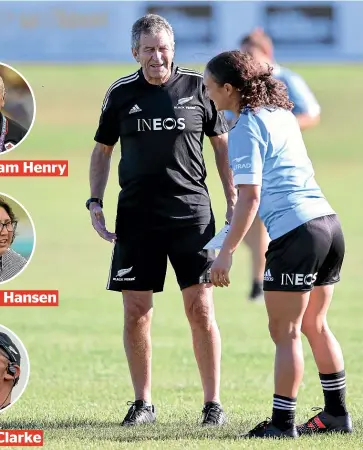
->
xmin=203 ymin=70 xmax=236 ymax=112
xmin=0 ymin=207 xmax=14 ymax=255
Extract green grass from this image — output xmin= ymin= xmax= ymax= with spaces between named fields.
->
xmin=0 ymin=64 xmax=362 ymax=449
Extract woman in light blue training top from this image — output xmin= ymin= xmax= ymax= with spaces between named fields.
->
xmin=204 ymin=50 xmax=352 ymax=439
xmin=226 ymin=29 xmax=322 ymax=303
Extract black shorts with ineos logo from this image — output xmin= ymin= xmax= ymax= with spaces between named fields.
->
xmin=263 ymin=214 xmax=345 ymax=292
xmin=107 ymin=221 xmax=215 ymax=293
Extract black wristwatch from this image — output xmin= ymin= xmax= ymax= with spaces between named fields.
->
xmin=86 ymin=197 xmax=103 ymax=210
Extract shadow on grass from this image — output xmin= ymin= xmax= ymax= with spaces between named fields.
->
xmin=1 ymin=418 xmax=362 ymax=443
xmin=0 ymin=418 xmax=249 ymax=441
xmin=89 ymin=423 xmax=248 ymax=442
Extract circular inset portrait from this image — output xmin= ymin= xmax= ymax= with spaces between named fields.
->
xmin=0 ymin=194 xmax=35 ymax=284
xmin=0 ymin=325 xmax=30 ymax=413
xmin=0 ymin=62 xmax=35 ymax=154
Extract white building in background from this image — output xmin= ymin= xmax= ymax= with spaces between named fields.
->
xmin=2 ymin=1 xmax=363 ymax=63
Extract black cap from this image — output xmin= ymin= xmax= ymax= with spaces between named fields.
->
xmin=0 ymin=332 xmax=21 ymax=366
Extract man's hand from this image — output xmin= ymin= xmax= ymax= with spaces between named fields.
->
xmin=210 ymin=250 xmax=232 ymax=287
xmin=89 ymin=203 xmax=116 ymax=243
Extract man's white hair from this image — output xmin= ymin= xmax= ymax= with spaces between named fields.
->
xmin=131 ymin=14 xmax=174 ymax=50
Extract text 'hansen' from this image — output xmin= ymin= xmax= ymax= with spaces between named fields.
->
xmin=0 ymin=290 xmax=59 ymax=306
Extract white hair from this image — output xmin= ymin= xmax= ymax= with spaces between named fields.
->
xmin=131 ymin=14 xmax=174 ymax=50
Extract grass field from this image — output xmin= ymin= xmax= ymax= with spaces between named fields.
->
xmin=0 ymin=63 xmax=362 ymax=449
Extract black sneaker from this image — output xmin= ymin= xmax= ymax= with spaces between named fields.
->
xmin=249 ymin=280 xmax=264 ymax=301
xmin=242 ymin=419 xmax=298 ymax=438
xmin=297 ymin=408 xmax=353 ymax=435
xmin=201 ymin=402 xmax=226 ymax=426
xmin=121 ymin=400 xmax=156 ymax=426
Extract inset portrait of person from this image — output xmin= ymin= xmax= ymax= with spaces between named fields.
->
xmin=0 ymin=195 xmax=35 ymax=284
xmin=0 ymin=326 xmax=30 ymax=413
xmin=0 ymin=63 xmax=36 ymax=154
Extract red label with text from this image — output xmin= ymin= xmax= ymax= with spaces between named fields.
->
xmin=0 ymin=290 xmax=59 ymax=306
xmin=0 ymin=430 xmax=43 ymax=446
xmin=0 ymin=160 xmax=68 ymax=176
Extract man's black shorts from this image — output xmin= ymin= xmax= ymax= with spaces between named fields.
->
xmin=107 ymin=222 xmax=215 ymax=293
xmin=263 ymin=214 xmax=345 ymax=292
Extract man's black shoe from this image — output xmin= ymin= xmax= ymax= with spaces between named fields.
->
xmin=201 ymin=402 xmax=226 ymax=425
xmin=121 ymin=400 xmax=156 ymax=426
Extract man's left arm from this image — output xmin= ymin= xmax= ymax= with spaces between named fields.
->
xmin=209 ymin=133 xmax=237 ymax=223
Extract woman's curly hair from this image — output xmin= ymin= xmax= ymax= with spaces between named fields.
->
xmin=206 ymin=50 xmax=293 ymax=113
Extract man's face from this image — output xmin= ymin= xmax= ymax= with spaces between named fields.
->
xmin=0 ymin=207 xmax=14 ymax=255
xmin=0 ymin=350 xmax=19 ymax=394
xmin=133 ymin=30 xmax=174 ymax=82
xmin=0 ymin=353 xmax=8 ymax=381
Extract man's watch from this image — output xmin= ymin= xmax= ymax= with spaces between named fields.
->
xmin=86 ymin=197 xmax=103 ymax=210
